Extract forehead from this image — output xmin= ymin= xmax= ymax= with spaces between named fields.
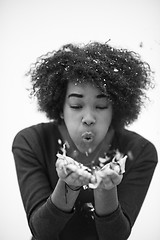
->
xmin=66 ymin=82 xmax=103 ymax=96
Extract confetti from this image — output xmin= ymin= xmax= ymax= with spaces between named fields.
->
xmin=57 ymin=139 xmax=127 ymax=189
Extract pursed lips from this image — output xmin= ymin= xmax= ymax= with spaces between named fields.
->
xmin=81 ymin=131 xmax=95 ymax=142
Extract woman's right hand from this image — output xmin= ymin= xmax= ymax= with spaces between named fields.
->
xmin=56 ymin=153 xmax=96 ymax=188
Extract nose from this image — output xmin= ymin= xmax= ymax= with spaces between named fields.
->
xmin=82 ymin=111 xmax=96 ymax=126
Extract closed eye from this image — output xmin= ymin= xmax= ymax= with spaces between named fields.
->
xmin=70 ymin=105 xmax=82 ymax=109
xmin=70 ymin=105 xmax=109 ymax=110
xmin=96 ymin=105 xmax=109 ymax=109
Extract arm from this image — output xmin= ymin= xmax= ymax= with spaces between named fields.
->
xmin=30 ymin=179 xmax=81 ymax=240
xmin=93 ymin=187 xmax=131 ymax=240
xmin=118 ymin=141 xmax=158 ymax=227
xmin=51 ymin=178 xmax=80 ymax=212
xmin=12 ymin=127 xmax=96 ymax=240
xmin=94 ymin=186 xmax=118 ymax=216
xmin=93 ymin=167 xmax=131 ymax=240
xmin=93 ymin=141 xmax=158 ymax=240
xmin=52 ymin=154 xmax=96 ymax=211
xmin=12 ymin=129 xmax=78 ymax=240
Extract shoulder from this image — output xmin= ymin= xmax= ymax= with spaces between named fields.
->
xmin=12 ymin=122 xmax=60 ymax=150
xmin=117 ymin=128 xmax=147 ymax=142
xmin=115 ymin=128 xmax=158 ymax=165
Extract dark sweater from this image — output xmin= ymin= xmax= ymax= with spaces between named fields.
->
xmin=12 ymin=122 xmax=158 ymax=240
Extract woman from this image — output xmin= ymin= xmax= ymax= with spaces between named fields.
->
xmin=12 ymin=42 xmax=158 ymax=240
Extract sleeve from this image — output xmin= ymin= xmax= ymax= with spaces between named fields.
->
xmin=118 ymin=141 xmax=158 ymax=227
xmin=12 ymin=128 xmax=74 ymax=240
xmin=94 ymin=204 xmax=131 ymax=240
xmin=94 ymin=140 xmax=158 ymax=240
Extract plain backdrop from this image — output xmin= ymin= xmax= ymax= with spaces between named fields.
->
xmin=1 ymin=0 xmax=160 ymax=239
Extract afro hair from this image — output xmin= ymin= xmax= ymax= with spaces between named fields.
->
xmin=27 ymin=41 xmax=153 ymax=129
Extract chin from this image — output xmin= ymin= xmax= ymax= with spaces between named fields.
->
xmin=77 ymin=144 xmax=96 ymax=155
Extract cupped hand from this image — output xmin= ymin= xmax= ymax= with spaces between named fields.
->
xmin=94 ymin=163 xmax=123 ymax=190
xmin=56 ymin=154 xmax=96 ymax=187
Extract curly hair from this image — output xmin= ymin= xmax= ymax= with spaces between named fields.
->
xmin=27 ymin=41 xmax=153 ymax=129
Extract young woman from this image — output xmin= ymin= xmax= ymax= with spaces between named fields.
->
xmin=12 ymin=42 xmax=158 ymax=240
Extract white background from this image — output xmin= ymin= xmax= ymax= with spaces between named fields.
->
xmin=0 ymin=0 xmax=160 ymax=239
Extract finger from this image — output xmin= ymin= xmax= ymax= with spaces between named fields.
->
xmin=98 ymin=163 xmax=111 ymax=177
xmin=78 ymin=173 xmax=91 ymax=185
xmin=66 ymin=167 xmax=92 ymax=186
xmin=100 ymin=167 xmax=119 ymax=181
xmin=56 ymin=154 xmax=76 ymax=166
xmin=66 ymin=172 xmax=81 ymax=186
xmin=65 ymin=163 xmax=79 ymax=173
xmin=110 ymin=172 xmax=123 ymax=185
xmin=55 ymin=158 xmax=65 ymax=169
xmin=88 ymin=171 xmax=102 ymax=189
xmin=110 ymin=162 xmax=121 ymax=174
xmin=56 ymin=161 xmax=74 ymax=178
xmin=100 ymin=163 xmax=120 ymax=176
xmin=98 ymin=166 xmax=123 ymax=187
xmin=77 ymin=168 xmax=93 ymax=179
xmin=102 ymin=168 xmax=122 ymax=186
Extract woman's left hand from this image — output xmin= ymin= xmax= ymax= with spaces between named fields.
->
xmin=93 ymin=163 xmax=123 ymax=190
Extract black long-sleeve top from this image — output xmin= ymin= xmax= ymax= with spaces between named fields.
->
xmin=12 ymin=122 xmax=158 ymax=240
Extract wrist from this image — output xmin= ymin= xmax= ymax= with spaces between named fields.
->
xmin=65 ymin=183 xmax=82 ymax=191
xmin=95 ymin=185 xmax=117 ymax=192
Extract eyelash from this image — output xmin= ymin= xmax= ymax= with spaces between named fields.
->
xmin=70 ymin=106 xmax=82 ymax=109
xmin=70 ymin=105 xmax=109 ymax=110
xmin=97 ymin=106 xmax=109 ymax=110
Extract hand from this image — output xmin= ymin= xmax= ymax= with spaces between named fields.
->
xmin=56 ymin=154 xmax=96 ymax=188
xmin=94 ymin=163 xmax=123 ymax=190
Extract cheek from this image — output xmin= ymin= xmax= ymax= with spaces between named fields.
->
xmin=63 ymin=103 xmax=82 ymax=124
xmin=98 ymin=111 xmax=112 ymax=137
xmin=63 ymin=109 xmax=79 ymax=136
xmin=64 ymin=111 xmax=79 ymax=129
xmin=102 ymin=109 xmax=113 ymax=126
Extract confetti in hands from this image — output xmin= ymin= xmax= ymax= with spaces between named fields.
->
xmin=89 ymin=151 xmax=127 ymax=189
xmin=56 ymin=141 xmax=127 ymax=189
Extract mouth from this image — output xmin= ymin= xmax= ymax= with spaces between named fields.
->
xmin=81 ymin=132 xmax=94 ymax=143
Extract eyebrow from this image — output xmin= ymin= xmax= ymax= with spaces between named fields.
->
xmin=68 ymin=93 xmax=107 ymax=99
xmin=68 ymin=93 xmax=83 ymax=98
xmin=96 ymin=94 xmax=107 ymax=99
